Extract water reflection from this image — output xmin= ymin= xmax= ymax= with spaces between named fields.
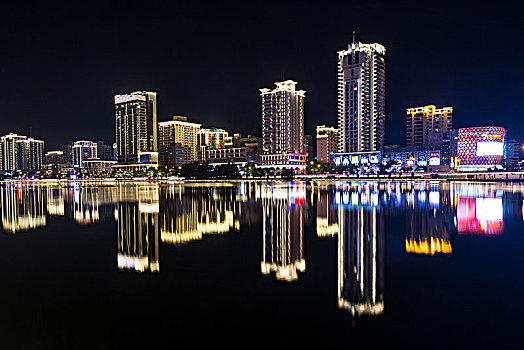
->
xmin=3 ymin=180 xmax=524 ymax=320
xmin=116 ymin=185 xmax=160 ymax=273
xmin=260 ymin=183 xmax=306 ymax=282
xmin=1 ymin=183 xmax=46 ymax=233
xmin=337 ymin=203 xmax=385 ymax=315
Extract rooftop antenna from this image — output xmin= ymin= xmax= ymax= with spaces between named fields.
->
xmin=352 ymin=30 xmax=356 ymax=46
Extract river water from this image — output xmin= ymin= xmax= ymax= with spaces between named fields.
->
xmin=1 ymin=180 xmax=523 ymax=347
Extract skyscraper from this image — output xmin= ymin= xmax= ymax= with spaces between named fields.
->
xmin=406 ymin=105 xmax=453 ymax=146
xmin=260 ymin=80 xmax=305 ymax=155
xmin=337 ymin=40 xmax=385 ymax=153
xmin=114 ymin=91 xmax=158 ymax=165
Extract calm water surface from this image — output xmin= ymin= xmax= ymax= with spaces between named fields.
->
xmin=1 ymin=180 xmax=524 ymax=347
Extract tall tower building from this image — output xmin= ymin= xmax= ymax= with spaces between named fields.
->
xmin=260 ymin=80 xmax=305 ymax=155
xmin=316 ymin=125 xmax=338 ymax=163
xmin=337 ymin=40 xmax=385 ymax=153
xmin=158 ymin=116 xmax=201 ymax=166
xmin=114 ymin=91 xmax=158 ymax=165
xmin=406 ymin=105 xmax=453 ymax=146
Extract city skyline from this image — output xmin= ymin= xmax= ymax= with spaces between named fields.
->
xmin=1 ymin=1 xmax=522 ymax=150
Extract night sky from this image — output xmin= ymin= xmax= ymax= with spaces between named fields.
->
xmin=1 ymin=0 xmax=522 ymax=150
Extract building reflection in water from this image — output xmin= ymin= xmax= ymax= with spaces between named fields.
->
xmin=316 ymin=184 xmax=338 ymax=237
xmin=260 ymin=182 xmax=306 ymax=282
xmin=454 ymin=183 xmax=504 ymax=235
xmin=116 ymin=184 xmax=160 ymax=273
xmin=160 ymin=183 xmax=244 ymax=245
xmin=405 ymin=182 xmax=452 ymax=255
xmin=1 ymin=183 xmax=46 ymax=233
xmin=335 ymin=184 xmax=385 ymax=316
xmin=47 ymin=186 xmax=65 ymax=216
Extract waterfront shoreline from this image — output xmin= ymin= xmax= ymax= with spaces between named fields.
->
xmin=3 ymin=170 xmax=524 ymax=183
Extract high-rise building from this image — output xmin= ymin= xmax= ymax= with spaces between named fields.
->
xmin=406 ymin=105 xmax=453 ymax=146
xmin=72 ymin=140 xmax=98 ymax=169
xmin=337 ymin=40 xmax=385 ymax=153
xmin=0 ymin=133 xmax=44 ymax=172
xmin=158 ymin=116 xmax=201 ymax=167
xmin=114 ymin=91 xmax=158 ymax=165
xmin=260 ymin=80 xmax=305 ymax=155
xmin=316 ymin=125 xmax=338 ymax=163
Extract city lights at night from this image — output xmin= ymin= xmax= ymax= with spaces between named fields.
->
xmin=1 ymin=0 xmax=523 ymax=347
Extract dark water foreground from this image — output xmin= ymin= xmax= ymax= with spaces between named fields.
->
xmin=1 ymin=180 xmax=523 ymax=348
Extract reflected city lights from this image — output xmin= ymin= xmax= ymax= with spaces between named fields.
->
xmin=260 ymin=183 xmax=306 ymax=282
xmin=3 ymin=179 xmax=524 ymax=321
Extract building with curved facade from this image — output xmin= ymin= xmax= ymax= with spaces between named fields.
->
xmin=456 ymin=126 xmax=505 ymax=171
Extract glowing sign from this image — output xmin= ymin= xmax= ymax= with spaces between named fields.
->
xmin=351 ymin=156 xmax=359 ymax=164
xmin=370 ymin=155 xmax=379 ymax=163
xmin=418 ymin=152 xmax=427 ymax=166
xmin=334 ymin=157 xmax=341 ymax=166
xmin=476 ymin=142 xmax=503 ymax=156
xmin=342 ymin=157 xmax=350 ymax=166
xmin=429 ymin=151 xmax=441 ymax=166
xmin=361 ymin=156 xmax=369 ymax=164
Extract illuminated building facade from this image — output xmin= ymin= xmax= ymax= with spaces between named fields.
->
xmin=316 ymin=125 xmax=338 ymax=163
xmin=197 ymin=128 xmax=228 ymax=150
xmin=337 ymin=40 xmax=385 ymax=153
xmin=201 ymin=147 xmax=260 ymax=165
xmin=337 ymin=204 xmax=384 ymax=316
xmin=0 ymin=133 xmax=44 ymax=172
xmin=225 ymin=134 xmax=261 ymax=150
xmin=72 ymin=140 xmax=98 ymax=169
xmin=260 ymin=80 xmax=305 ymax=155
xmin=406 ymin=105 xmax=453 ymax=146
xmin=158 ymin=115 xmax=201 ymax=166
xmin=114 ymin=91 xmax=158 ymax=165
xmin=456 ymin=126 xmax=506 ymax=171
xmin=380 ymin=144 xmax=450 ymax=170
xmin=260 ymin=184 xmax=306 ymax=282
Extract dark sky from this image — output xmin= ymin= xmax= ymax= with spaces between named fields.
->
xmin=1 ymin=0 xmax=522 ymax=150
